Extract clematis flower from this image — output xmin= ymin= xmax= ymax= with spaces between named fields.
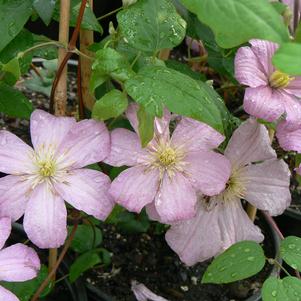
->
xmin=0 ymin=217 xmax=40 ymax=301
xmin=0 ymin=110 xmax=114 ymax=248
xmin=106 ymin=104 xmax=231 ymax=223
xmin=165 ymin=119 xmax=291 ymax=266
xmin=276 ymin=121 xmax=301 ymax=152
xmin=235 ymin=39 xmax=301 ymax=130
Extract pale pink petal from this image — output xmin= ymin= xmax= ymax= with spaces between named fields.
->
xmin=145 ymin=202 xmax=161 ymax=221
xmin=171 ymin=118 xmax=224 ymax=152
xmin=249 ymin=39 xmax=278 ymax=76
xmin=225 ymin=118 xmax=276 ymax=167
xmin=30 ymin=109 xmax=76 ymax=151
xmin=243 ymin=86 xmax=284 ymax=122
xmin=0 ymin=286 xmax=19 ymax=301
xmin=0 ymin=217 xmax=11 ymax=249
xmin=241 ymin=160 xmax=291 ymax=216
xmin=104 ymin=128 xmax=147 ymax=167
xmin=234 ymin=46 xmax=267 ymax=87
xmin=23 ymin=183 xmax=67 ymax=248
xmin=0 ymin=243 xmax=40 ymax=281
xmin=109 ymin=166 xmax=160 ymax=212
xmin=284 ymin=77 xmax=301 ymax=97
xmin=126 ymin=103 xmax=139 ymax=134
xmin=296 ymin=163 xmax=301 ymax=176
xmin=131 ymin=280 xmax=169 ymax=301
xmin=276 ymin=122 xmax=301 ymax=152
xmin=185 ymin=151 xmax=231 ymax=196
xmin=0 ymin=131 xmax=35 ymax=175
xmin=155 ymin=172 xmax=197 ymax=223
xmin=0 ymin=176 xmax=32 ymax=221
xmin=282 ymin=92 xmax=301 ymax=131
xmin=54 ymin=169 xmax=114 ymax=221
xmin=57 ymin=119 xmax=110 ymax=169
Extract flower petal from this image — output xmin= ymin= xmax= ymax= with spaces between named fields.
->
xmin=0 ymin=131 xmax=35 ymax=175
xmin=109 ymin=166 xmax=160 ymax=213
xmin=234 ymin=46 xmax=267 ymax=87
xmin=282 ymin=92 xmax=301 ymax=131
xmin=155 ymin=172 xmax=197 ymax=223
xmin=0 ymin=217 xmax=11 ymax=249
xmin=0 ymin=286 xmax=19 ymax=301
xmin=145 ymin=202 xmax=161 ymax=221
xmin=171 ymin=118 xmax=224 ymax=152
xmin=0 ymin=243 xmax=40 ymax=281
xmin=285 ymin=76 xmax=301 ymax=98
xmin=126 ymin=103 xmax=139 ymax=134
xmin=30 ymin=109 xmax=76 ymax=151
xmin=57 ymin=119 xmax=110 ymax=169
xmin=55 ymin=169 xmax=114 ymax=221
xmin=243 ymin=86 xmax=284 ymax=122
xmin=241 ymin=160 xmax=291 ymax=216
xmin=185 ymin=151 xmax=231 ymax=196
xmin=131 ymin=280 xmax=169 ymax=301
xmin=104 ymin=128 xmax=146 ymax=167
xmin=276 ymin=123 xmax=301 ymax=152
xmin=225 ymin=118 xmax=276 ymax=167
xmin=23 ymin=183 xmax=67 ymax=248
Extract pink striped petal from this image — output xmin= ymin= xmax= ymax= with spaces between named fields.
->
xmin=285 ymin=76 xmax=301 ymax=98
xmin=0 ymin=217 xmax=11 ymax=249
xmin=282 ymin=92 xmax=301 ymax=131
xmin=126 ymin=103 xmax=139 ymax=134
xmin=131 ymin=280 xmax=169 ymax=301
xmin=276 ymin=122 xmax=301 ymax=152
xmin=0 ymin=286 xmax=19 ymax=301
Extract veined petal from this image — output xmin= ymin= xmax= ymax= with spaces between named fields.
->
xmin=23 ymin=183 xmax=67 ymax=248
xmin=131 ymin=280 xmax=169 ymax=301
xmin=0 ymin=131 xmax=35 ymax=175
xmin=109 ymin=166 xmax=160 ymax=213
xmin=241 ymin=160 xmax=291 ymax=216
xmin=185 ymin=151 xmax=231 ymax=196
xmin=0 ymin=217 xmax=11 ymax=249
xmin=0 ymin=243 xmax=40 ymax=281
xmin=225 ymin=118 xmax=276 ymax=167
xmin=145 ymin=202 xmax=161 ymax=221
xmin=0 ymin=286 xmax=19 ymax=301
xmin=155 ymin=172 xmax=197 ymax=223
xmin=126 ymin=103 xmax=139 ymax=134
xmin=282 ymin=92 xmax=301 ymax=131
xmin=284 ymin=76 xmax=301 ymax=98
xmin=276 ymin=122 xmax=301 ymax=152
xmin=55 ymin=169 xmax=114 ymax=221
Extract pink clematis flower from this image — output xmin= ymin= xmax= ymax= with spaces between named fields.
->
xmin=235 ymin=39 xmax=301 ymax=130
xmin=0 ymin=217 xmax=40 ymax=301
xmin=105 ymin=104 xmax=231 ymax=223
xmin=276 ymin=121 xmax=301 ymax=152
xmin=165 ymin=119 xmax=291 ymax=266
xmin=0 ymin=110 xmax=114 ymax=248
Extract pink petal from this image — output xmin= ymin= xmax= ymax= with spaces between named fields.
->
xmin=0 ymin=175 xmax=31 ymax=221
xmin=155 ymin=172 xmax=197 ymax=223
xmin=225 ymin=118 xmax=276 ymax=167
xmin=104 ymin=128 xmax=146 ymax=167
xmin=276 ymin=122 xmax=301 ymax=152
xmin=0 ymin=286 xmax=19 ymax=301
xmin=126 ymin=103 xmax=139 ymax=134
xmin=23 ymin=183 xmax=67 ymax=248
xmin=131 ymin=280 xmax=169 ymax=301
xmin=145 ymin=202 xmax=161 ymax=221
xmin=249 ymin=39 xmax=278 ymax=76
xmin=285 ymin=76 xmax=301 ymax=98
xmin=171 ymin=117 xmax=225 ymax=152
xmin=54 ymin=169 xmax=114 ymax=221
xmin=0 ymin=217 xmax=11 ymax=249
xmin=185 ymin=151 xmax=231 ymax=196
xmin=243 ymin=86 xmax=284 ymax=122
xmin=241 ymin=160 xmax=291 ymax=216
xmin=234 ymin=46 xmax=267 ymax=87
xmin=0 ymin=243 xmax=40 ymax=281
xmin=0 ymin=131 xmax=35 ymax=175
xmin=30 ymin=109 xmax=76 ymax=151
xmin=57 ymin=119 xmax=110 ymax=169
xmin=109 ymin=166 xmax=160 ymax=212
xmin=296 ymin=164 xmax=301 ymax=176
xmin=282 ymin=92 xmax=301 ymax=131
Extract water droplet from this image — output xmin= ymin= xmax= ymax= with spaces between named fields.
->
xmin=244 ymin=248 xmax=250 ymax=253
xmin=271 ymin=290 xmax=277 ymax=297
xmin=231 ymin=272 xmax=237 ymax=277
xmin=247 ymin=256 xmax=255 ymax=261
xmin=219 ymin=267 xmax=226 ymax=272
xmin=289 ymin=244 xmax=296 ymax=249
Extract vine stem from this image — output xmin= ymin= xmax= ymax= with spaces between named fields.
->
xmin=18 ymin=41 xmax=64 ymax=58
xmin=96 ymin=6 xmax=122 ymax=20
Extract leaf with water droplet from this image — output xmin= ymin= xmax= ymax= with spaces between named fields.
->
xmin=280 ymin=236 xmax=301 ymax=272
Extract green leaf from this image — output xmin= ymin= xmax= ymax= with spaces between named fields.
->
xmin=31 ymin=34 xmax=58 ymax=60
xmin=117 ymin=0 xmax=187 ymax=53
xmin=271 ymin=2 xmax=288 ymax=15
xmin=92 ymin=89 xmax=128 ymax=121
xmin=202 ymin=241 xmax=265 ymax=284
xmin=69 ymin=250 xmax=102 ymax=283
xmin=33 ymin=0 xmax=57 ymax=25
xmin=262 ymin=276 xmax=301 ymax=301
xmin=280 ymin=236 xmax=301 ymax=271
xmin=0 ymin=82 xmax=33 ymax=118
xmin=0 ymin=0 xmax=33 ymax=52
xmin=273 ymin=43 xmax=301 ymax=76
xmin=180 ymin=0 xmax=289 ymax=48
xmin=137 ymin=105 xmax=155 ymax=147
xmin=69 ymin=224 xmax=102 ymax=254
xmin=1 ymin=58 xmax=20 ymax=83
xmin=125 ymin=66 xmax=224 ymax=133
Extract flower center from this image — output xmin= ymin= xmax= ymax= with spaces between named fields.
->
xmin=157 ymin=147 xmax=177 ymax=167
xmin=269 ymin=70 xmax=294 ymax=89
xmin=38 ymin=161 xmax=56 ymax=177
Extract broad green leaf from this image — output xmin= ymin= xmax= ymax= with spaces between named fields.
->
xmin=180 ymin=0 xmax=289 ymax=48
xmin=202 ymin=241 xmax=265 ymax=284
xmin=69 ymin=224 xmax=102 ymax=254
xmin=262 ymin=276 xmax=301 ymax=301
xmin=271 ymin=2 xmax=288 ymax=15
xmin=117 ymin=0 xmax=187 ymax=53
xmin=1 ymin=58 xmax=20 ymax=83
xmin=273 ymin=43 xmax=301 ymax=76
xmin=137 ymin=105 xmax=155 ymax=147
xmin=0 ymin=82 xmax=33 ymax=118
xmin=89 ymin=70 xmax=109 ymax=93
xmin=33 ymin=0 xmax=57 ymax=25
xmin=0 ymin=0 xmax=33 ymax=52
xmin=280 ymin=236 xmax=301 ymax=271
xmin=92 ymin=89 xmax=128 ymax=121
xmin=125 ymin=66 xmax=224 ymax=133
xmin=31 ymin=34 xmax=58 ymax=60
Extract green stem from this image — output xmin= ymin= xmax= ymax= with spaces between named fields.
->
xmin=97 ymin=7 xmax=123 ymax=20
xmin=18 ymin=41 xmax=64 ymax=58
xmin=267 ymin=258 xmax=290 ymax=277
xmin=72 ymin=48 xmax=95 ymax=61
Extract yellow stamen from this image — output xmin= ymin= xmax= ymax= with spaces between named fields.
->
xmin=39 ymin=161 xmax=56 ymax=177
xmin=157 ymin=147 xmax=177 ymax=167
xmin=269 ymin=70 xmax=294 ymax=89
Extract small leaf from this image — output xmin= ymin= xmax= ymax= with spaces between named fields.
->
xmin=92 ymin=89 xmax=128 ymax=121
xmin=33 ymin=0 xmax=57 ymax=25
xmin=202 ymin=241 xmax=265 ymax=284
xmin=137 ymin=105 xmax=155 ymax=147
xmin=1 ymin=58 xmax=21 ymax=84
xmin=280 ymin=236 xmax=301 ymax=271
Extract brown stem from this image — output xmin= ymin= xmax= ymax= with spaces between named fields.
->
xmin=48 ymin=248 xmax=58 ymax=282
